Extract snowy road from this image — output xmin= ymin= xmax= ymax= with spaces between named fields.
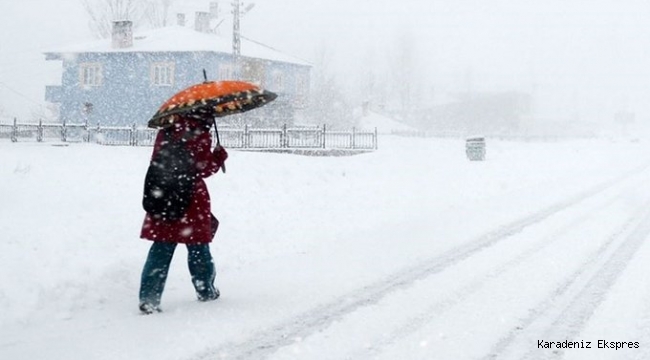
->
xmin=2 ymin=138 xmax=650 ymax=360
xmin=196 ymin=161 xmax=650 ymax=360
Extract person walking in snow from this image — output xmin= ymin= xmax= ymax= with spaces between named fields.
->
xmin=138 ymin=115 xmax=228 ymax=314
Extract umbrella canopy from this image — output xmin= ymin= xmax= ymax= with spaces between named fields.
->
xmin=147 ymin=80 xmax=277 ymax=129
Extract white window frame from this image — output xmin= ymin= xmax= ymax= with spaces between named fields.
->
xmin=151 ymin=62 xmax=175 ymax=86
xmin=294 ymin=74 xmax=309 ymax=106
xmin=296 ymin=74 xmax=308 ymax=94
xmin=272 ymin=71 xmax=284 ymax=91
xmin=218 ymin=63 xmax=234 ymax=80
xmin=79 ymin=63 xmax=103 ymax=87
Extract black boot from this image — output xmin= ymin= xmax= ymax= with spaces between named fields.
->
xmin=139 ymin=302 xmax=162 ymax=314
xmin=197 ymin=287 xmax=220 ymax=302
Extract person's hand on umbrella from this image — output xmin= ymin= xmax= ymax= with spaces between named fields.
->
xmin=213 ymin=145 xmax=228 ymax=172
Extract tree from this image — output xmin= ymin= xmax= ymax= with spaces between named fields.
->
xmin=357 ymin=47 xmax=389 ymax=113
xmin=81 ymin=0 xmax=145 ymax=38
xmin=308 ymin=46 xmax=353 ymax=129
xmin=389 ymin=33 xmax=418 ymax=115
xmin=142 ymin=0 xmax=174 ymax=29
xmin=346 ymin=32 xmax=424 ymax=120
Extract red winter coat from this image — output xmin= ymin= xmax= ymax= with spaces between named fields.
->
xmin=140 ymin=118 xmax=222 ymax=244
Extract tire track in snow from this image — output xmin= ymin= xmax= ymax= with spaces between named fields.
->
xmin=352 ymin=176 xmax=649 ymax=360
xmin=483 ymin=199 xmax=650 ymax=360
xmin=531 ymin=206 xmax=650 ymax=360
xmin=631 ymin=301 xmax=650 ymax=360
xmin=189 ymin=164 xmax=650 ymax=360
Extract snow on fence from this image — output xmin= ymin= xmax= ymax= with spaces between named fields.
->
xmin=0 ymin=119 xmax=378 ymax=150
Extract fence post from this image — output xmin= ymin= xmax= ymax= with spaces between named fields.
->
xmin=351 ymin=127 xmax=356 ymax=149
xmin=322 ymin=124 xmax=326 ymax=149
xmin=84 ymin=119 xmax=90 ymax=142
xmin=130 ymin=123 xmax=137 ymax=146
xmin=282 ymin=124 xmax=287 ymax=148
xmin=96 ymin=122 xmax=101 ymax=145
xmin=243 ymin=124 xmax=248 ymax=148
xmin=61 ymin=119 xmax=67 ymax=142
xmin=374 ymin=127 xmax=378 ymax=150
xmin=11 ymin=117 xmax=17 ymax=142
xmin=37 ymin=119 xmax=43 ymax=142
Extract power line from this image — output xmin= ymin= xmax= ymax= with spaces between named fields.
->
xmin=241 ymin=35 xmax=312 ymax=65
xmin=0 ymin=59 xmax=61 ymax=85
xmin=0 ymin=81 xmax=47 ymax=108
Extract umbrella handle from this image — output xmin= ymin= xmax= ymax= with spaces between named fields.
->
xmin=213 ymin=120 xmax=226 ymax=174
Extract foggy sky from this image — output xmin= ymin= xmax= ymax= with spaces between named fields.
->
xmin=1 ymin=0 xmax=649 ymax=129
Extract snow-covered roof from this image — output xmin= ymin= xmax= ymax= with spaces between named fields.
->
xmin=44 ymin=25 xmax=310 ymax=67
xmin=358 ymin=111 xmax=417 ymax=134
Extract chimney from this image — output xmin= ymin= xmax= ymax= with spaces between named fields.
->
xmin=209 ymin=2 xmax=219 ymax=19
xmin=111 ymin=20 xmax=133 ymax=49
xmin=195 ymin=11 xmax=211 ymax=33
xmin=177 ymin=13 xmax=186 ymax=27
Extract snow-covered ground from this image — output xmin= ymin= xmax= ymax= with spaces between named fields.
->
xmin=357 ymin=111 xmax=417 ymax=134
xmin=2 ymin=136 xmax=650 ymax=360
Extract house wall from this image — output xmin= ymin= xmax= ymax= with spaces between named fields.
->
xmin=47 ymin=52 xmax=310 ymax=127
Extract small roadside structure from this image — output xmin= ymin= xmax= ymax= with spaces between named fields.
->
xmin=466 ymin=136 xmax=486 ymax=161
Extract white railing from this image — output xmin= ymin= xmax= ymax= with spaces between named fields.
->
xmin=0 ymin=119 xmax=378 ymax=150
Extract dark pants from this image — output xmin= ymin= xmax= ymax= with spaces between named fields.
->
xmin=139 ymin=242 xmax=218 ymax=307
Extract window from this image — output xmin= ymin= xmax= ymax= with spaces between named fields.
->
xmin=296 ymin=74 xmax=309 ymax=94
xmin=271 ymin=71 xmax=284 ymax=92
xmin=294 ymin=74 xmax=309 ymax=106
xmin=218 ymin=63 xmax=234 ymax=80
xmin=151 ymin=62 xmax=175 ymax=86
xmin=79 ymin=63 xmax=102 ymax=87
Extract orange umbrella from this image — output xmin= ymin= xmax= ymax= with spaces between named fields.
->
xmin=147 ymin=80 xmax=277 ymax=129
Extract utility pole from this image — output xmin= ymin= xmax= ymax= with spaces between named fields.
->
xmin=232 ymin=0 xmax=241 ymax=58
xmin=231 ymin=1 xmax=255 ymax=79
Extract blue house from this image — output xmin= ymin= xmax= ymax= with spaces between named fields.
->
xmin=44 ymin=21 xmax=311 ymax=127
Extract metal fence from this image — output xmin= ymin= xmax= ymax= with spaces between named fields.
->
xmin=0 ymin=119 xmax=378 ymax=150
